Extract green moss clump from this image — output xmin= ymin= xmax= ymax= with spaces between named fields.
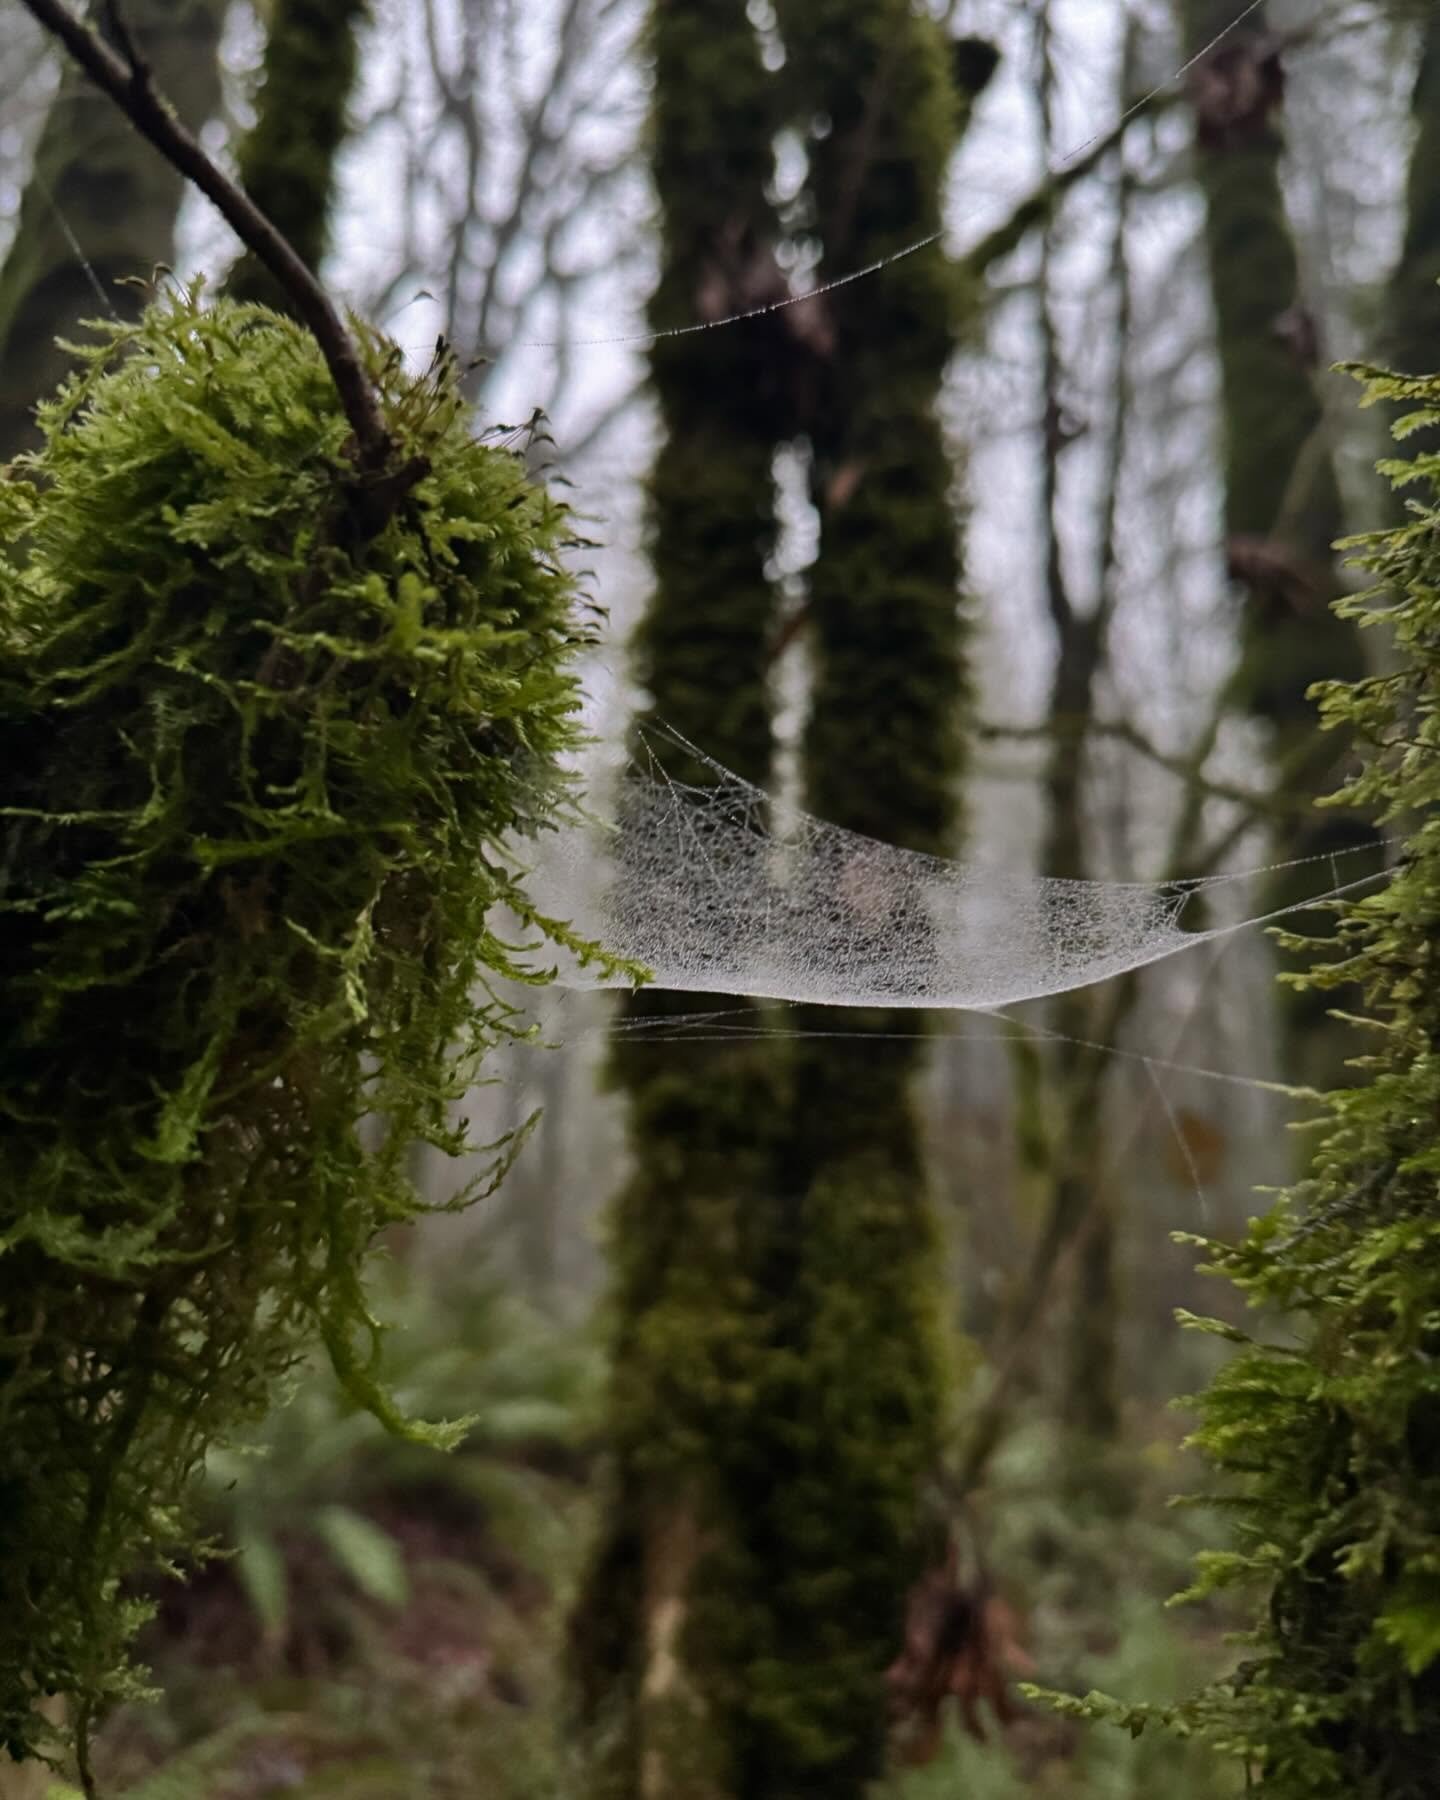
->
xmin=1057 ymin=363 xmax=1440 ymax=1795
xmin=1177 ymin=366 xmax=1440 ymax=1795
xmin=0 ymin=286 xmax=617 ymax=1768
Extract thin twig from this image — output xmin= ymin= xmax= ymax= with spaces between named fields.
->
xmin=977 ymin=716 xmax=1294 ymax=818
xmin=17 ymin=0 xmax=394 ymax=482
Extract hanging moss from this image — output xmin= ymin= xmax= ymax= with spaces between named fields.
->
xmin=226 ymin=0 xmax=371 ymax=310
xmin=1052 ymin=361 xmax=1440 ymax=1796
xmin=0 ymin=0 xmax=230 ymax=459
xmin=0 ymin=285 xmax=619 ymax=1771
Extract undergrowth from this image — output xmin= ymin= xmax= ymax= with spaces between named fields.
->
xmin=88 ymin=1264 xmax=601 ymax=1800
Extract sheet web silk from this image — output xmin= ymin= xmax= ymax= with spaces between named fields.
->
xmin=531 ymin=751 xmax=1359 ymax=1011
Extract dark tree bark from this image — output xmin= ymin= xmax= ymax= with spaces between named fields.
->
xmin=1383 ymin=3 xmax=1440 ymax=477
xmin=1387 ymin=7 xmax=1440 ymax=377
xmin=0 ymin=0 xmax=230 ymax=460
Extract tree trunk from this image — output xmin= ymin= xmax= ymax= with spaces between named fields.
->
xmin=224 ymin=0 xmax=370 ymax=310
xmin=567 ymin=3 xmax=789 ymax=1793
xmin=0 ymin=0 xmax=231 ymax=460
xmin=1383 ymin=4 xmax=1440 ymax=473
xmin=761 ymin=5 xmax=991 ymax=1790
xmin=1179 ymin=0 xmax=1373 ymax=1092
xmin=573 ymin=5 xmax=995 ymax=1790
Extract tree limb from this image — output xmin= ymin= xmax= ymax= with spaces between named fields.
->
xmin=957 ymin=91 xmax=1175 ymax=282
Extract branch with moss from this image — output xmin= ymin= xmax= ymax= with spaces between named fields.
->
xmin=1040 ymin=360 xmax=1440 ymax=1796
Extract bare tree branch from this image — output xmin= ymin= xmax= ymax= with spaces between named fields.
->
xmin=957 ymin=90 xmax=1175 ymax=282
xmin=975 ymin=716 xmax=1302 ymax=819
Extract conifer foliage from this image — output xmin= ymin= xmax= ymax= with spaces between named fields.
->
xmin=0 ymin=287 xmax=612 ymax=1771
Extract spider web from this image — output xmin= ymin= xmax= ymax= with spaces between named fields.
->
xmin=531 ymin=741 xmax=1380 ymax=1012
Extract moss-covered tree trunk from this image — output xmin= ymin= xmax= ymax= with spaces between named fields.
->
xmin=568 ymin=5 xmax=791 ymax=1795
xmin=574 ymin=6 xmax=994 ymax=1793
xmin=761 ymin=5 xmax=988 ymax=1790
xmin=1180 ymin=0 xmax=1371 ymax=1090
xmin=224 ymin=0 xmax=370 ymax=310
xmin=1387 ymin=7 xmax=1440 ymax=377
xmin=0 ymin=0 xmax=230 ymax=460
xmin=1382 ymin=4 xmax=1440 ymax=476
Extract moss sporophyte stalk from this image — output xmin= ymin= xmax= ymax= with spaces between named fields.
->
xmin=0 ymin=285 xmax=630 ymax=1769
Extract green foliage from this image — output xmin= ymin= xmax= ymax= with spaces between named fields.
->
xmin=900 ymin=1413 xmax=1242 ymax=1800
xmin=203 ymin=1260 xmax=600 ymax=1644
xmin=97 ymin=1266 xmax=600 ymax=1799
xmin=1063 ymin=365 xmax=1440 ymax=1795
xmin=0 ymin=284 xmax=621 ymax=1768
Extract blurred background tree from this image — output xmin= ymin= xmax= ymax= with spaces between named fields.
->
xmin=0 ymin=0 xmax=230 ymax=458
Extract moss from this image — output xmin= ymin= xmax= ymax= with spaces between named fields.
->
xmin=1146 ymin=362 xmax=1440 ymax=1795
xmin=778 ymin=0 xmax=969 ymax=848
xmin=0 ymin=287 xmax=615 ymax=1767
xmin=227 ymin=0 xmax=371 ymax=310
xmin=576 ymin=5 xmax=991 ymax=1791
xmin=569 ymin=4 xmax=790 ymax=1791
xmin=739 ymin=1045 xmax=954 ymax=1796
xmin=762 ymin=3 xmax=980 ymax=1788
